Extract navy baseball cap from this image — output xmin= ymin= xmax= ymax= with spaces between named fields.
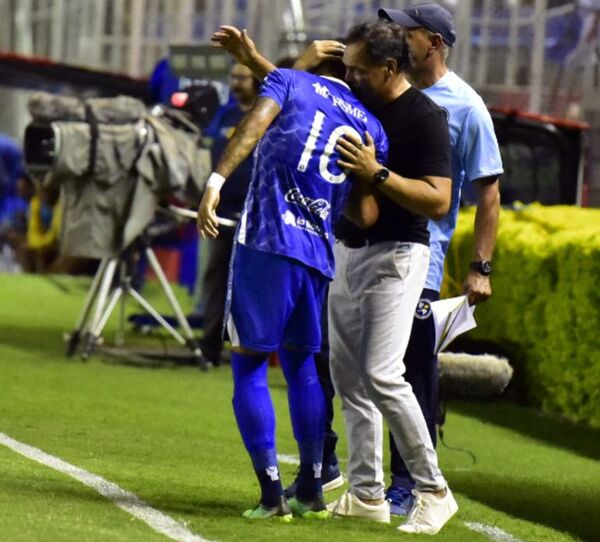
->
xmin=378 ymin=3 xmax=456 ymax=47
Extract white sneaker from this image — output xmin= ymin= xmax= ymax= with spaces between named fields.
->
xmin=398 ymin=487 xmax=458 ymax=535
xmin=327 ymin=490 xmax=390 ymax=523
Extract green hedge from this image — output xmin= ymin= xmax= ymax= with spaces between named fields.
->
xmin=444 ymin=204 xmax=600 ymax=427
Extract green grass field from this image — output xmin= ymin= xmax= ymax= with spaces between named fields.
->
xmin=1 ymin=273 xmax=599 ymax=542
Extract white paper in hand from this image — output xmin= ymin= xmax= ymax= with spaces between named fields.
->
xmin=431 ymin=295 xmax=477 ymax=354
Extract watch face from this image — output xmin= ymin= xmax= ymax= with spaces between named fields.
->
xmin=471 ymin=260 xmax=492 ymax=275
xmin=374 ymin=168 xmax=389 ymax=184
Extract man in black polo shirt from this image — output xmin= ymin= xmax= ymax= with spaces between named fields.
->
xmin=326 ymin=21 xmax=458 ymax=534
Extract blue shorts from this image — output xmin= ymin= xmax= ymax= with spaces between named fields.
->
xmin=226 ymin=243 xmax=328 ymax=352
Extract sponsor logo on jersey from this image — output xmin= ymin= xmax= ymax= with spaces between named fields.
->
xmin=284 ymin=187 xmax=331 ymax=219
xmin=282 ymin=210 xmax=297 ymax=226
xmin=312 ymin=81 xmax=367 ymax=122
xmin=280 ymin=210 xmax=329 ymax=239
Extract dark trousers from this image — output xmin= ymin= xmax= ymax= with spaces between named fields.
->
xmin=315 ymin=288 xmax=339 ymax=467
xmin=390 ymin=288 xmax=440 ymax=482
xmin=199 ymin=228 xmax=235 ymax=362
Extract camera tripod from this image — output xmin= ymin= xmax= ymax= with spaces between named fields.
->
xmin=65 ymin=230 xmax=208 ymax=370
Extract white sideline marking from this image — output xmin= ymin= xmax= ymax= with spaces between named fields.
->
xmin=0 ymin=432 xmax=212 ymax=542
xmin=277 ymin=454 xmax=300 ymax=466
xmin=464 ymin=521 xmax=523 ymax=542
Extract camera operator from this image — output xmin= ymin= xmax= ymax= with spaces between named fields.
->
xmin=197 ymin=63 xmax=259 ymax=366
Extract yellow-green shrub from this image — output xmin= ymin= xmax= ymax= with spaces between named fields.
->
xmin=445 ymin=204 xmax=600 ymax=427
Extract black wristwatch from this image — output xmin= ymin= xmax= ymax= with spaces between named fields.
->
xmin=372 ymin=168 xmax=390 ymax=186
xmin=470 ymin=260 xmax=492 ymax=276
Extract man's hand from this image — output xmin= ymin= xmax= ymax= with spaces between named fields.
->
xmin=336 ymin=131 xmax=381 ymax=183
xmin=294 ymin=40 xmax=346 ymax=71
xmin=211 ymin=25 xmax=258 ymax=66
xmin=463 ymin=270 xmax=491 ymax=305
xmin=197 ymin=187 xmax=221 ymax=239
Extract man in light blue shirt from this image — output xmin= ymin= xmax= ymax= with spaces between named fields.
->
xmin=379 ymin=3 xmax=503 ymax=515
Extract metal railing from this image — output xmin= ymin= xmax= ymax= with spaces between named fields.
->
xmin=0 ymin=0 xmax=598 ymax=116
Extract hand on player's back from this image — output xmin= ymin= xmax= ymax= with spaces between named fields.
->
xmin=336 ymin=131 xmax=381 ymax=183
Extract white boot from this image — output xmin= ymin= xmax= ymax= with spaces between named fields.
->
xmin=327 ymin=490 xmax=390 ymax=523
xmin=398 ymin=487 xmax=458 ymax=535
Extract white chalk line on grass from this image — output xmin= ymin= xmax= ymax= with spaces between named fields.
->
xmin=276 ymin=454 xmax=300 ymax=466
xmin=0 ymin=432 xmax=213 ymax=542
xmin=464 ymin=521 xmax=524 ymax=542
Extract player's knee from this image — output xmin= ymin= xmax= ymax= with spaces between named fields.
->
xmin=232 ymin=345 xmax=269 ymax=356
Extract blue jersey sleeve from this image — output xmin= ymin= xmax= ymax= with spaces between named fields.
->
xmin=461 ymin=105 xmax=503 ymax=183
xmin=258 ymin=69 xmax=293 ymax=109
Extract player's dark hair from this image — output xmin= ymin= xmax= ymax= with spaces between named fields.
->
xmin=312 ymin=58 xmax=346 ymax=81
xmin=345 ymin=21 xmax=410 ymax=72
xmin=275 ymin=55 xmax=298 ymax=69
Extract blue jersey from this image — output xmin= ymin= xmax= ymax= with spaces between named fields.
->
xmin=236 ymin=69 xmax=388 ymax=279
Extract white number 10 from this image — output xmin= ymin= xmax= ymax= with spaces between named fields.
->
xmin=297 ymin=111 xmax=362 ymax=185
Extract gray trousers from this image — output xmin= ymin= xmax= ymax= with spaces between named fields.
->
xmin=329 ymin=240 xmax=446 ymax=500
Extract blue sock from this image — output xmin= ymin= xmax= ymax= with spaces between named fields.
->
xmin=279 ymin=349 xmax=325 ymax=501
xmin=231 ymin=352 xmax=282 ymax=507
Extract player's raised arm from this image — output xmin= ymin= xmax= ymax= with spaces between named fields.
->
xmin=197 ymin=97 xmax=281 ymax=239
xmin=211 ymin=25 xmax=276 ymax=80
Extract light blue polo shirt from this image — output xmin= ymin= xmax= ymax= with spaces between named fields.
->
xmin=422 ymin=70 xmax=503 ymax=292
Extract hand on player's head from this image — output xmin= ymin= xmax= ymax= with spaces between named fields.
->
xmin=211 ymin=25 xmax=257 ymax=66
xmin=294 ymin=40 xmax=346 ymax=71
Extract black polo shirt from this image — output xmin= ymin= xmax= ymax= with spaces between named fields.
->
xmin=336 ymin=86 xmax=451 ymax=246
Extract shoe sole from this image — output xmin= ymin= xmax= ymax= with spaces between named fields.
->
xmin=298 ymin=510 xmax=330 ymax=520
xmin=322 ymin=474 xmax=344 ymax=492
xmin=242 ymin=511 xmax=293 ymax=522
xmin=245 ymin=514 xmax=293 ymax=523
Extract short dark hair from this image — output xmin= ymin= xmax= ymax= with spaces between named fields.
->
xmin=311 ymin=58 xmax=347 ymax=81
xmin=345 ymin=21 xmax=410 ymax=72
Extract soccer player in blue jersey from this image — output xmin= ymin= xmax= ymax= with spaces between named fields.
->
xmin=197 ymin=31 xmax=388 ymax=521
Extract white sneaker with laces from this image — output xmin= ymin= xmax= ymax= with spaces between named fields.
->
xmin=327 ymin=490 xmax=390 ymax=523
xmin=397 ymin=487 xmax=458 ymax=535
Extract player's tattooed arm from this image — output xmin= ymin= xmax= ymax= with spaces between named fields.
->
xmin=343 ymin=182 xmax=380 ymax=229
xmin=212 ymin=26 xmax=276 ymax=79
xmin=214 ymin=97 xmax=281 ymax=179
xmin=198 ymin=98 xmax=280 ymax=239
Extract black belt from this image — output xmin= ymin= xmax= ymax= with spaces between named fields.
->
xmin=339 ymin=237 xmax=388 ymax=248
xmin=338 ymin=237 xmax=411 ymax=249
xmin=339 ymin=238 xmax=368 ymax=248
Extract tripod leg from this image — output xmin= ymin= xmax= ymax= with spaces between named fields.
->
xmin=127 ymin=288 xmax=187 ymax=344
xmin=116 ymin=286 xmax=127 ymax=347
xmin=81 ymin=257 xmax=119 ymax=360
xmin=92 ymin=287 xmax=124 ymax=340
xmin=65 ymin=258 xmax=109 ymax=357
xmin=144 ymin=247 xmax=208 ymax=370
